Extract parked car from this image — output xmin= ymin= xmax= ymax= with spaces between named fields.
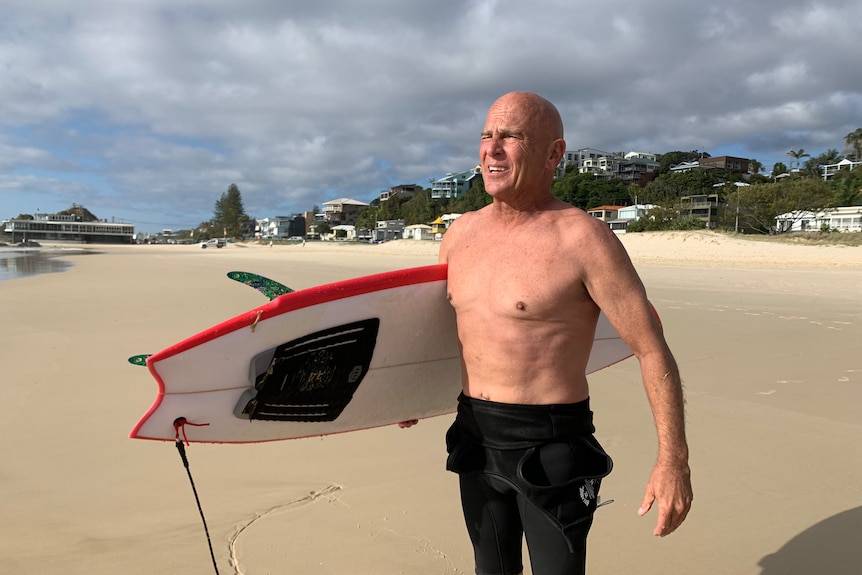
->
xmin=200 ymin=238 xmax=226 ymax=249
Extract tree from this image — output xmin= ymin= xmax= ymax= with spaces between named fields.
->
xmin=452 ymin=179 xmax=492 ymax=213
xmin=213 ymin=183 xmax=249 ymax=239
xmin=732 ymin=179 xmax=833 ymax=234
xmin=771 ymin=162 xmax=788 ymax=177
xmin=803 ymin=149 xmax=843 ymax=178
xmin=845 ymin=128 xmax=862 ymax=161
xmin=828 ymin=167 xmax=862 ymax=206
xmin=787 ymin=148 xmax=810 ymax=172
xmin=749 ymin=158 xmax=763 ymax=175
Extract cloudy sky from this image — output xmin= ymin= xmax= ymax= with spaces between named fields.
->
xmin=2 ymin=0 xmax=860 ymax=233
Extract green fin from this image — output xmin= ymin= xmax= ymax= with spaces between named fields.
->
xmin=227 ymin=271 xmax=293 ymax=301
xmin=128 ymin=354 xmax=151 ymax=366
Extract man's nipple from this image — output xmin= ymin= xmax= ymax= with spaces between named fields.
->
xmin=516 ymin=301 xmax=526 ymax=311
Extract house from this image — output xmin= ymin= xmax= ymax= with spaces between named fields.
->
xmin=818 ymin=206 xmax=862 ymax=232
xmin=380 ymin=185 xmax=420 ymax=202
xmin=697 ymin=156 xmax=749 ymax=174
xmin=431 ymin=167 xmax=482 ymax=200
xmin=587 ymin=205 xmax=625 ymax=222
xmin=821 ymin=158 xmax=862 ymax=181
xmin=322 ymin=198 xmax=368 ymax=226
xmin=775 ymin=211 xmax=818 ymax=233
xmin=328 ymin=225 xmax=357 ymax=240
xmin=373 ymin=220 xmax=404 ymax=242
xmin=609 ymin=204 xmax=655 ymax=234
xmin=680 ymin=194 xmax=721 ymax=228
xmin=403 ymin=224 xmax=435 ymax=241
xmin=256 ymin=215 xmax=305 ymax=239
xmin=669 ymin=161 xmax=701 ymax=173
xmin=618 ymin=152 xmax=660 ymax=184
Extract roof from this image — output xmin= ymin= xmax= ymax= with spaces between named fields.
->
xmin=323 ymin=198 xmax=369 ymax=206
xmin=588 ymin=205 xmax=626 ymax=211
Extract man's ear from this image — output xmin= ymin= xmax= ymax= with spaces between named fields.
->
xmin=546 ymin=138 xmax=566 ymax=169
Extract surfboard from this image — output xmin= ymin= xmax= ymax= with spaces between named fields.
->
xmin=130 ymin=264 xmax=641 ymax=444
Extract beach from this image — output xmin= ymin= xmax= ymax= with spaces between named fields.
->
xmin=1 ymin=232 xmax=860 ymax=574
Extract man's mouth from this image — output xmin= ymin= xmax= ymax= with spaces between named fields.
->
xmin=487 ymin=166 xmax=508 ymax=173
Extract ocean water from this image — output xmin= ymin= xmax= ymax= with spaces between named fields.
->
xmin=0 ymin=251 xmax=75 ymax=281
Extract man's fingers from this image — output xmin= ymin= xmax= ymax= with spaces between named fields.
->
xmin=638 ymin=490 xmax=655 ymax=517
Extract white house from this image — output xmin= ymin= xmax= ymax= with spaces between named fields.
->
xmin=775 ymin=211 xmax=818 ymax=233
xmin=403 ymin=224 xmax=435 ymax=240
xmin=818 ymin=206 xmax=862 ymax=232
xmin=327 ymin=224 xmax=356 ymax=240
xmin=607 ymin=204 xmax=655 ymax=234
xmin=775 ymin=206 xmax=862 ymax=233
xmin=821 ymin=158 xmax=862 ymax=181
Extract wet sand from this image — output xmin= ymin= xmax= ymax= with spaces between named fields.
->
xmin=1 ymin=232 xmax=860 ymax=574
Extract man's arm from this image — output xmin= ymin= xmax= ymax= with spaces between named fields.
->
xmin=580 ymin=224 xmax=692 ymax=536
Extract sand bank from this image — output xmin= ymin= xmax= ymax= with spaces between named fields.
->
xmin=0 ymin=232 xmax=859 ymax=574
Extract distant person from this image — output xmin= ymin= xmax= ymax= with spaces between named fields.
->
xmin=407 ymin=92 xmax=692 ymax=575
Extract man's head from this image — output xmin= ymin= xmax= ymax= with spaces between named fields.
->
xmin=480 ymin=92 xmax=566 ymax=202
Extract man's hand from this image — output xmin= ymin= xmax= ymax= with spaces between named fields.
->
xmin=638 ymin=462 xmax=693 ymax=536
xmin=397 ymin=420 xmax=418 ymax=428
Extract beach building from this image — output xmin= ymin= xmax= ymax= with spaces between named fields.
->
xmin=775 ymin=207 xmax=862 ymax=233
xmin=323 ymin=198 xmax=368 ymax=226
xmin=609 ymin=204 xmax=656 ymax=234
xmin=3 ymin=213 xmax=134 ymax=244
xmin=817 ymin=206 xmax=862 ymax=232
xmin=373 ymin=220 xmax=404 ymax=242
xmin=430 ymin=167 xmax=482 ymax=200
xmin=680 ymin=194 xmax=721 ymax=228
xmin=775 ymin=211 xmax=819 ymax=233
xmin=821 ymin=158 xmax=861 ymax=181
xmin=403 ymin=224 xmax=435 ymax=241
xmin=617 ymin=152 xmax=660 ymax=184
xmin=671 ymin=156 xmax=750 ymax=175
xmin=380 ymin=185 xmax=420 ymax=202
xmin=256 ymin=215 xmax=306 ymax=239
xmin=587 ymin=205 xmax=625 ymax=222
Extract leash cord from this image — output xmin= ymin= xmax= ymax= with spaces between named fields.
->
xmin=174 ymin=419 xmax=220 ymax=575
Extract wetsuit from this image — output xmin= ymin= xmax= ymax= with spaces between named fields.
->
xmin=446 ymin=393 xmax=613 ymax=575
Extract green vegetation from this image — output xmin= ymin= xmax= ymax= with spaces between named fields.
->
xmin=198 ymin=183 xmax=252 ymax=240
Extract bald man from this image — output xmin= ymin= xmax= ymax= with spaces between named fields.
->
xmin=438 ymin=92 xmax=692 ymax=575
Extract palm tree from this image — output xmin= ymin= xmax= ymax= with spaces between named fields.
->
xmin=787 ymin=149 xmax=810 ymax=172
xmin=845 ymin=129 xmax=862 ymax=161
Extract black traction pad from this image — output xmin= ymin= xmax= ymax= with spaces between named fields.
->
xmin=235 ymin=318 xmax=380 ymax=422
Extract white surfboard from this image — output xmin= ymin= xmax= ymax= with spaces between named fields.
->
xmin=130 ymin=264 xmax=640 ymax=444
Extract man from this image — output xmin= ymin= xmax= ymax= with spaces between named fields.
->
xmin=435 ymin=92 xmax=692 ymax=575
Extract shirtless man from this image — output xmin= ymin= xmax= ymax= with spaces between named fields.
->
xmin=436 ymin=92 xmax=692 ymax=575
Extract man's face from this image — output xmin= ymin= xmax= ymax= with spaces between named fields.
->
xmin=479 ymin=97 xmax=551 ymax=200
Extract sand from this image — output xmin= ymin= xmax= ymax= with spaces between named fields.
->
xmin=1 ymin=232 xmax=860 ymax=574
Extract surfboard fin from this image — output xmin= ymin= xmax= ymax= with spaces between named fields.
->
xmin=227 ymin=271 xmax=293 ymax=300
xmin=128 ymin=274 xmax=291 ymax=367
xmin=128 ymin=354 xmax=151 ymax=366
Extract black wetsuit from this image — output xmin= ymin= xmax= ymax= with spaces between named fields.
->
xmin=446 ymin=393 xmax=613 ymax=575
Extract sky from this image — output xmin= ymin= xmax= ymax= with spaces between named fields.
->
xmin=2 ymin=0 xmax=861 ymax=233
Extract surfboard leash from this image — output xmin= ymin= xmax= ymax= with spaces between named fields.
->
xmin=173 ymin=417 xmax=220 ymax=575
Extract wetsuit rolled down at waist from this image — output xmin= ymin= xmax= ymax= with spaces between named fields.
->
xmin=446 ymin=392 xmax=613 ymax=551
